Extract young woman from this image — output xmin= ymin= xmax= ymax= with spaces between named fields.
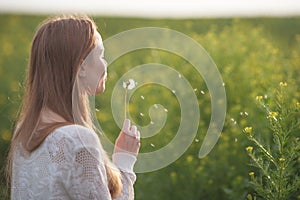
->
xmin=6 ymin=15 xmax=140 ymax=199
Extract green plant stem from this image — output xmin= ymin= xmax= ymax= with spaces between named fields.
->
xmin=277 ymin=166 xmax=283 ymax=200
xmin=249 ymin=137 xmax=278 ymax=168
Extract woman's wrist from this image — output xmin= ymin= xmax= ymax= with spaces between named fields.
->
xmin=112 ymin=152 xmax=137 ymax=174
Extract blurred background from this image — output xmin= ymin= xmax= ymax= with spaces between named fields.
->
xmin=0 ymin=0 xmax=300 ymax=199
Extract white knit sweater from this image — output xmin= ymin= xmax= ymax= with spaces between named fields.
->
xmin=11 ymin=125 xmax=137 ymax=200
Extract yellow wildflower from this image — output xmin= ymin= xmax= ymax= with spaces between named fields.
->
xmin=279 ymin=157 xmax=285 ymax=162
xmin=249 ymin=172 xmax=255 ymax=180
xmin=267 ymin=111 xmax=278 ymax=120
xmin=246 ymin=146 xmax=253 ymax=153
xmin=279 ymin=82 xmax=287 ymax=87
xmin=244 ymin=127 xmax=253 ymax=134
xmin=256 ymin=96 xmax=263 ymax=101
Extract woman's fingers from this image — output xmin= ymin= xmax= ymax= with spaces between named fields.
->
xmin=114 ymin=119 xmax=141 ymax=156
xmin=130 ymin=125 xmax=137 ymax=136
xmin=122 ymin=119 xmax=139 ymax=138
xmin=136 ymin=131 xmax=140 ymax=140
xmin=122 ymin=119 xmax=131 ymax=133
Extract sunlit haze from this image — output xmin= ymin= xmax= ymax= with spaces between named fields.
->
xmin=0 ymin=0 xmax=300 ymax=17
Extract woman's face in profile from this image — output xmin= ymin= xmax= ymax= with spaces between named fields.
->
xmin=81 ymin=32 xmax=108 ymax=95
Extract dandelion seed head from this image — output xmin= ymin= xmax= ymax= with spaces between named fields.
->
xmin=122 ymin=82 xmax=127 ymax=89
xmin=123 ymin=78 xmax=136 ymax=90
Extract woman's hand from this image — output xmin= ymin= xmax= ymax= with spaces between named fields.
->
xmin=114 ymin=119 xmax=140 ymax=157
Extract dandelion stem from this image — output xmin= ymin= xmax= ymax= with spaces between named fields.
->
xmin=124 ymin=89 xmax=128 ymax=120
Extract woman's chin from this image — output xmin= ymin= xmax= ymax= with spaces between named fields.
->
xmin=95 ymin=85 xmax=105 ymax=94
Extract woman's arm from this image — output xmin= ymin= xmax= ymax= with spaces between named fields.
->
xmin=112 ymin=119 xmax=141 ymax=200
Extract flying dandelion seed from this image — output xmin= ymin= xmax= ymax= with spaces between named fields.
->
xmin=150 ymin=143 xmax=155 ymax=148
xmin=195 ymin=139 xmax=199 ymax=143
xmin=172 ymin=90 xmax=176 ymax=94
xmin=244 ymin=112 xmax=248 ymax=116
xmin=234 ymin=138 xmax=238 ymax=142
xmin=222 ymin=82 xmax=225 ymax=86
xmin=178 ymin=73 xmax=182 ymax=78
xmin=193 ymin=88 xmax=197 ymax=92
xmin=200 ymin=90 xmax=205 ymax=94
xmin=150 ymin=121 xmax=154 ymax=125
xmin=95 ymin=108 xmax=100 ymax=112
xmin=164 ymin=108 xmax=168 ymax=112
xmin=154 ymin=104 xmax=158 ymax=109
xmin=140 ymin=95 xmax=145 ymax=100
xmin=230 ymin=118 xmax=237 ymax=125
xmin=140 ymin=113 xmax=144 ymax=117
xmin=240 ymin=112 xmax=243 ymax=116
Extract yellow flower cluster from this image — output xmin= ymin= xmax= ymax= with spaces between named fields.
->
xmin=256 ymin=95 xmax=263 ymax=101
xmin=267 ymin=111 xmax=278 ymax=119
xmin=279 ymin=82 xmax=287 ymax=87
xmin=244 ymin=127 xmax=253 ymax=134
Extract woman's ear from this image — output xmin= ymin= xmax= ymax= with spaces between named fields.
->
xmin=78 ymin=63 xmax=87 ymax=77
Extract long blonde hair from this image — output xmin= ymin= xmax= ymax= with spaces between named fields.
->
xmin=6 ymin=15 xmax=122 ymax=198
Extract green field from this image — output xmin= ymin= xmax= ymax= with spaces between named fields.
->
xmin=0 ymin=14 xmax=299 ymax=199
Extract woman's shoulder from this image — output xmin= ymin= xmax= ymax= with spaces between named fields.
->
xmin=46 ymin=124 xmax=102 ymax=149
